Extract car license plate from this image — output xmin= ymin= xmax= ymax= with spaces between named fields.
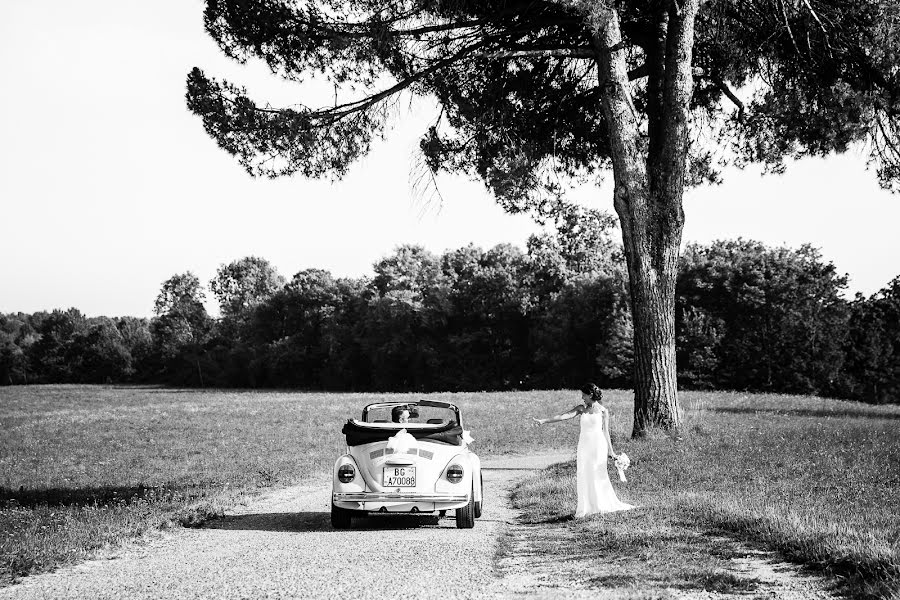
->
xmin=383 ymin=466 xmax=416 ymax=487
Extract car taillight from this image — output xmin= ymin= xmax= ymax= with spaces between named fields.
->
xmin=338 ymin=464 xmax=355 ymax=483
xmin=446 ymin=464 xmax=464 ymax=484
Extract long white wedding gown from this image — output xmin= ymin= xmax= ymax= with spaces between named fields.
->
xmin=575 ymin=410 xmax=635 ymax=518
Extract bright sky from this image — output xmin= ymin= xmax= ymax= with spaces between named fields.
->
xmin=2 ymin=0 xmax=898 ymax=318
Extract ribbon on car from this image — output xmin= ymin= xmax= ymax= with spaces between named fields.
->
xmin=386 ymin=428 xmax=418 ymax=454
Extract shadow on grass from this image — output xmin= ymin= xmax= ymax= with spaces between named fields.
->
xmin=523 ymin=513 xmax=575 ymax=524
xmin=210 ymin=511 xmax=443 ymax=533
xmin=0 ymin=484 xmax=183 ymax=509
xmin=587 ymin=574 xmax=638 ymax=587
xmin=682 ymin=570 xmax=760 ymax=593
xmin=106 ymin=385 xmax=196 ymax=393
xmin=208 ymin=511 xmax=331 ymax=532
xmin=587 ymin=570 xmax=761 ymax=594
xmin=709 ymin=406 xmax=900 ymax=420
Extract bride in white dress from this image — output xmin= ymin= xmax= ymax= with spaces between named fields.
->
xmin=533 ymin=383 xmax=634 ymax=517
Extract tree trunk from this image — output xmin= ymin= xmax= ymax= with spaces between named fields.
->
xmin=591 ymin=0 xmax=700 ymax=437
xmin=620 ymin=211 xmax=681 ymax=436
xmin=195 ymin=355 xmax=204 ymax=387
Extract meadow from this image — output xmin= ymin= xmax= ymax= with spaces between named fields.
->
xmin=512 ymin=392 xmax=900 ymax=599
xmin=0 ymin=385 xmax=578 ymax=584
xmin=1 ymin=386 xmax=898 ymax=597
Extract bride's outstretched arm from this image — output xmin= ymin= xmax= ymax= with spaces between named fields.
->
xmin=532 ymin=405 xmax=583 ymax=425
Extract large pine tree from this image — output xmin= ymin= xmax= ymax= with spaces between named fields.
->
xmin=187 ymin=0 xmax=900 ymax=436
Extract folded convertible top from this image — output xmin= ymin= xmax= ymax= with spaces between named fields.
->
xmin=341 ymin=420 xmax=464 ymax=447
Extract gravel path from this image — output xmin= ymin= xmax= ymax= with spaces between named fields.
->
xmin=0 ymin=451 xmax=840 ymax=600
xmin=0 ymin=452 xmax=571 ymax=600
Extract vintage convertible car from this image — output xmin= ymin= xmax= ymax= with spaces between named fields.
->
xmin=331 ymin=400 xmax=483 ymax=529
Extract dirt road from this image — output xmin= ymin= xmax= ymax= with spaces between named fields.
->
xmin=0 ymin=453 xmax=571 ymax=600
xmin=0 ymin=450 xmax=839 ymax=600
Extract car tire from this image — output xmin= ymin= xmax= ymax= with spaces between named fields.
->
xmin=455 ymin=484 xmax=475 ymax=529
xmin=474 ymin=476 xmax=483 ymax=519
xmin=331 ymin=503 xmax=352 ymax=529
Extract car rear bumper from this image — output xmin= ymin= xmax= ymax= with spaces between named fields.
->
xmin=333 ymin=492 xmax=469 ymax=503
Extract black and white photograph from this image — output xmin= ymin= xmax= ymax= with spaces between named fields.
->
xmin=2 ymin=0 xmax=899 ymax=598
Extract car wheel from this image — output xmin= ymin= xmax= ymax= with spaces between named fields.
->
xmin=474 ymin=476 xmax=483 ymax=519
xmin=455 ymin=483 xmax=475 ymax=529
xmin=331 ymin=503 xmax=352 ymax=529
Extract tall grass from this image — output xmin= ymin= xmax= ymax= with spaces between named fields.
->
xmin=0 ymin=385 xmax=574 ymax=584
xmin=512 ymin=391 xmax=900 ymax=599
xmin=5 ymin=386 xmax=897 ymax=596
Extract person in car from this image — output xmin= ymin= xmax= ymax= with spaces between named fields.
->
xmin=391 ymin=406 xmax=411 ymax=423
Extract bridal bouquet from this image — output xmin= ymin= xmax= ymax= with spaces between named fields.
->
xmin=614 ymin=453 xmax=631 ymax=482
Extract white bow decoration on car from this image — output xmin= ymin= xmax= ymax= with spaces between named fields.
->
xmin=386 ymin=429 xmax=418 ymax=454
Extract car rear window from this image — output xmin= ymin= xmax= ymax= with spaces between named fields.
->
xmin=364 ymin=405 xmax=457 ymax=425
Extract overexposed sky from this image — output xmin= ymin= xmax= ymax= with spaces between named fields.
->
xmin=2 ymin=0 xmax=898 ymax=318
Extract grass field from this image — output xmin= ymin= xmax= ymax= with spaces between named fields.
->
xmin=512 ymin=392 xmax=900 ymax=599
xmin=0 ymin=385 xmax=578 ymax=584
xmin=1 ymin=386 xmax=898 ymax=597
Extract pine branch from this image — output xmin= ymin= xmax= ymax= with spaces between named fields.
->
xmin=305 ymin=40 xmax=488 ymax=122
xmin=710 ymin=76 xmax=745 ymax=121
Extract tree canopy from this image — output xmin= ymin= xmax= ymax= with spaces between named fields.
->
xmin=210 ymin=256 xmax=285 ymax=323
xmin=676 ymin=240 xmax=850 ymax=394
xmin=187 ymin=0 xmax=900 ymax=199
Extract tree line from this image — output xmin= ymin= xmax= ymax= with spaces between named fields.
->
xmin=186 ymin=0 xmax=900 ymax=434
xmin=2 ymin=215 xmax=898 ymax=404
